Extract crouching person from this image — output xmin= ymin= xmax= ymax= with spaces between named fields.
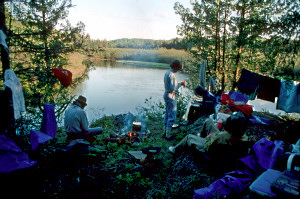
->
xmin=169 ymin=111 xmax=249 ymax=155
xmin=64 ymin=95 xmax=103 ymax=142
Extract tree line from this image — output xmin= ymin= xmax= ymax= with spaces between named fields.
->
xmin=81 ymin=36 xmax=187 ymax=52
xmin=0 ymin=0 xmax=299 ymax=135
xmin=174 ymin=0 xmax=299 ymax=90
xmin=1 ymin=0 xmax=87 ymax=132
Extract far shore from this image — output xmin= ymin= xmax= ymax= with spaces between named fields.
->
xmin=67 ymin=52 xmax=172 ymax=78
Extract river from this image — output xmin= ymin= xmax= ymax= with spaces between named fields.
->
xmin=74 ymin=62 xmax=294 ymax=123
xmin=74 ymin=61 xmax=190 ymax=122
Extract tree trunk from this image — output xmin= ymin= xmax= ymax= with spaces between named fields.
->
xmin=0 ymin=0 xmax=10 ymax=79
xmin=232 ymin=1 xmax=245 ymax=90
xmin=0 ymin=0 xmax=15 ymax=136
xmin=214 ymin=0 xmax=221 ymax=72
xmin=221 ymin=0 xmax=228 ymax=90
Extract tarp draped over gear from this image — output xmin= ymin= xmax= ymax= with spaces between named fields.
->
xmin=193 ymin=138 xmax=284 ymax=199
xmin=220 ymin=93 xmax=253 ymax=116
xmin=0 ymin=135 xmax=37 ymax=173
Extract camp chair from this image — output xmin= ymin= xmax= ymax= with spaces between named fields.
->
xmin=30 ymin=104 xmax=57 ymax=150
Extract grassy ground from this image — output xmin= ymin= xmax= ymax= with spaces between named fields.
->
xmin=2 ymin=51 xmax=299 ymax=198
xmin=93 ymin=48 xmax=191 ymax=64
xmin=116 ymin=60 xmax=169 ymax=68
xmin=2 ymin=96 xmax=299 ymax=198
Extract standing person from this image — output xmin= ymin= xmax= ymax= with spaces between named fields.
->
xmin=64 ymin=95 xmax=103 ymax=142
xmin=163 ymin=60 xmax=187 ymax=138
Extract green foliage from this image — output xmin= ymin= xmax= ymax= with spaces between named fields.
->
xmin=115 ymin=172 xmax=153 ymax=188
xmin=82 ymin=95 xmax=193 ymax=197
xmin=81 ymin=37 xmax=188 ymax=52
xmin=175 ymin=0 xmax=300 ymax=91
xmin=108 ymin=38 xmax=186 ymax=49
xmin=5 ymin=0 xmax=88 ymax=134
xmin=90 ymin=115 xmax=115 ymax=129
xmin=87 ymin=47 xmax=191 ymax=64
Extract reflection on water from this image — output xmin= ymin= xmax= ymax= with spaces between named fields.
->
xmin=75 ymin=62 xmax=189 ymax=122
xmin=75 ymin=62 xmax=298 ymax=122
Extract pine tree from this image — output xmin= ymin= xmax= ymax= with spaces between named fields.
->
xmin=7 ymin=0 xmax=86 ymax=125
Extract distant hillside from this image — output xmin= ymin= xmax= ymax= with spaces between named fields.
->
xmin=108 ymin=38 xmax=186 ymax=49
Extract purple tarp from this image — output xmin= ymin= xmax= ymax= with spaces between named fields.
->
xmin=30 ymin=130 xmax=53 ymax=151
xmin=40 ymin=104 xmax=57 ymax=138
xmin=229 ymin=91 xmax=249 ymax=104
xmin=0 ymin=134 xmax=37 ymax=173
xmin=249 ymin=115 xmax=271 ymax=125
xmin=30 ymin=104 xmax=57 ymax=150
xmin=193 ymin=138 xmax=284 ymax=198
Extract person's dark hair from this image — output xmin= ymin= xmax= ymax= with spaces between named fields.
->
xmin=170 ymin=60 xmax=182 ymax=69
xmin=224 ymin=111 xmax=248 ymax=139
xmin=194 ymin=85 xmax=206 ymax=96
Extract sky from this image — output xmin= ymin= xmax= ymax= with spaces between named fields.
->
xmin=67 ymin=0 xmax=192 ymax=41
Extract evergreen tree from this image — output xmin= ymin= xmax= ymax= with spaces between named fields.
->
xmin=175 ymin=0 xmax=299 ymax=90
xmin=7 ymin=0 xmax=86 ymax=125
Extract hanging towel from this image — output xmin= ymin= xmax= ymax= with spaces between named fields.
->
xmin=3 ymin=69 xmax=26 ymax=119
xmin=199 ymin=60 xmax=206 ymax=88
xmin=257 ymin=76 xmax=281 ymax=103
xmin=237 ymin=69 xmax=262 ymax=100
xmin=208 ymin=76 xmax=217 ymax=92
xmin=277 ymin=80 xmax=300 ymax=113
xmin=51 ymin=68 xmax=72 ymax=87
xmin=0 ymin=29 xmax=10 ymax=54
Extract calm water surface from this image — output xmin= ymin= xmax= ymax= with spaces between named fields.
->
xmin=75 ymin=62 xmax=295 ymax=122
xmin=75 ymin=62 xmax=189 ymax=122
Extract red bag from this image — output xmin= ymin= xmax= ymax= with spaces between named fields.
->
xmin=221 ymin=94 xmax=253 ymax=116
xmin=51 ymin=68 xmax=72 ymax=87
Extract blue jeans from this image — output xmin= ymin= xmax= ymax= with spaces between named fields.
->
xmin=164 ymin=92 xmax=177 ymax=127
xmin=86 ymin=127 xmax=103 ymax=135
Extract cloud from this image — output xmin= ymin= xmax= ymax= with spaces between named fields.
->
xmin=155 ymin=12 xmax=170 ymax=18
xmin=136 ymin=16 xmax=152 ymax=22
